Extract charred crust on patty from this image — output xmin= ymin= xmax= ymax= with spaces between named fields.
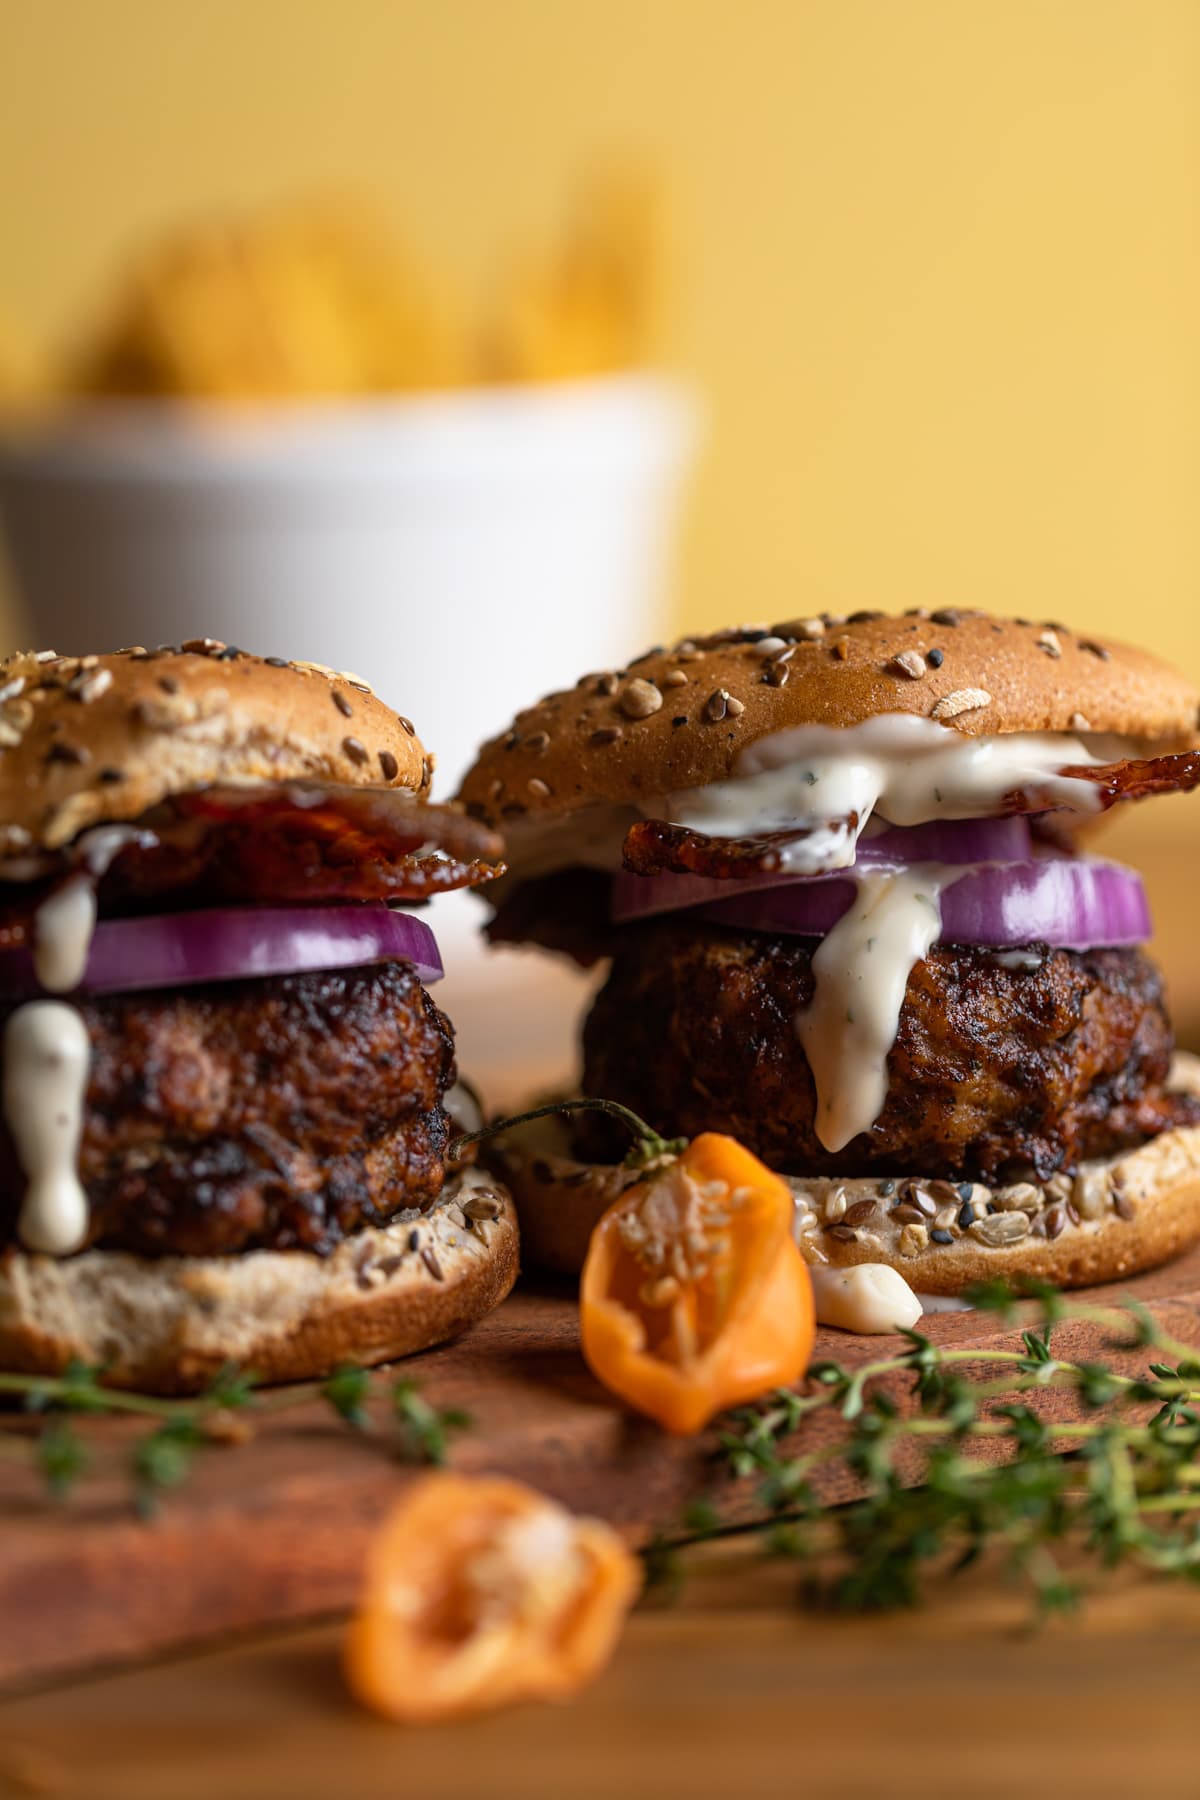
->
xmin=0 ymin=962 xmax=457 ymax=1258
xmin=579 ymin=922 xmax=1198 ymax=1185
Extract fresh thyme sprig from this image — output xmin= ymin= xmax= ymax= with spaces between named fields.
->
xmin=652 ymin=1284 xmax=1200 ymax=1617
xmin=392 ymin=1379 xmax=471 ymax=1466
xmin=0 ymin=1359 xmax=469 ymax=1513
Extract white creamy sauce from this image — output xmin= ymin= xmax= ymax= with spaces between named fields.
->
xmin=659 ymin=721 xmax=1138 ymax=1149
xmin=32 ymin=875 xmax=97 ymax=993
xmin=74 ymin=823 xmax=157 ymax=878
xmin=989 ymin=947 xmax=1045 ymax=972
xmin=796 ymin=864 xmax=959 ymax=1152
xmin=499 ymin=718 xmax=1148 ymax=1153
xmin=502 ymin=720 xmax=1141 ymax=885
xmin=4 ymin=1001 xmax=91 ymax=1255
xmin=808 ymin=1262 xmax=924 ymax=1334
xmin=663 ymin=716 xmax=1112 ymax=868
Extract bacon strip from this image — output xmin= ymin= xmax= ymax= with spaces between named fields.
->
xmin=625 ymin=751 xmax=1200 ymax=881
xmin=96 ymin=784 xmax=506 ymax=906
xmin=622 ymin=817 xmax=857 ymax=880
xmin=1055 ymin=752 xmax=1200 ymax=809
xmin=0 ymin=784 xmax=506 ymax=943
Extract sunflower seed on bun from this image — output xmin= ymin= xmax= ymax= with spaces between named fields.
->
xmin=459 ymin=614 xmax=1198 ymax=830
xmin=0 ymin=646 xmax=513 ymax=1392
xmin=458 ymin=610 xmax=1200 ymax=1307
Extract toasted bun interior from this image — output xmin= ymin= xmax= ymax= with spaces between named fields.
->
xmin=459 ymin=612 xmax=1199 ymax=830
xmin=0 ymin=1168 xmax=517 ymax=1394
xmin=491 ymin=1056 xmax=1200 ymax=1298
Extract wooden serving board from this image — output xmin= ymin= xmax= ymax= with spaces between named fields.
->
xmin=4 ymin=1246 xmax=1200 ymax=1692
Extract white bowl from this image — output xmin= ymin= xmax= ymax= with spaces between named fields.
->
xmin=0 ymin=376 xmax=699 ymax=791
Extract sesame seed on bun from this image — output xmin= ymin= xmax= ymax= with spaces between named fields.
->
xmin=459 ymin=612 xmax=1199 ymax=828
xmin=485 ymin=1056 xmax=1200 ymax=1295
xmin=0 ymin=1167 xmax=518 ymax=1395
xmin=0 ymin=645 xmax=431 ymax=852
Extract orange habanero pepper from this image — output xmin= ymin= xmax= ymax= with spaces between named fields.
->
xmin=344 ymin=1472 xmax=639 ymax=1723
xmin=580 ymin=1132 xmax=815 ymax=1434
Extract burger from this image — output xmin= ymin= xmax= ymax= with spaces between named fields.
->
xmin=0 ymin=643 xmax=516 ymax=1391
xmin=458 ymin=611 xmax=1200 ymax=1308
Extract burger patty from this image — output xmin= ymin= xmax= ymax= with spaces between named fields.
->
xmin=0 ymin=961 xmax=455 ymax=1257
xmin=581 ymin=920 xmax=1199 ymax=1183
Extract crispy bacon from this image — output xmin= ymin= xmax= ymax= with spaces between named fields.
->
xmin=97 ymin=784 xmax=506 ymax=907
xmin=0 ymin=785 xmax=505 ymax=935
xmin=1056 ymin=752 xmax=1200 ymax=808
xmin=624 ymin=752 xmax=1200 ymax=881
xmin=622 ymin=817 xmax=857 ymax=880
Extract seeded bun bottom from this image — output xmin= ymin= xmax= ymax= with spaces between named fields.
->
xmin=491 ymin=1056 xmax=1200 ymax=1298
xmin=0 ymin=1169 xmax=517 ymax=1395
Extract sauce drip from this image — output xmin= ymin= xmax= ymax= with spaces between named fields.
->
xmin=796 ymin=864 xmax=958 ymax=1152
xmin=32 ymin=874 xmax=97 ymax=993
xmin=666 ymin=716 xmax=1109 ymax=870
xmin=4 ymin=1001 xmax=90 ymax=1255
xmin=807 ymin=1262 xmax=923 ymax=1334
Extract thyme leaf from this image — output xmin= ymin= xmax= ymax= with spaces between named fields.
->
xmin=649 ymin=1284 xmax=1200 ymax=1616
xmin=0 ymin=1360 xmax=466 ymax=1511
xmin=391 ymin=1380 xmax=471 ymax=1466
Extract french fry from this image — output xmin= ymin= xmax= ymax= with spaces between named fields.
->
xmin=45 ymin=179 xmax=662 ymax=403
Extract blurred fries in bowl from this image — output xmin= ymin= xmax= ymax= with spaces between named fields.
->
xmin=0 ymin=179 xmax=699 ymax=793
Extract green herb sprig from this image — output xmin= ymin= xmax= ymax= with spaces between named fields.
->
xmin=0 ymin=1360 xmax=470 ymax=1514
xmin=652 ymin=1284 xmax=1200 ymax=1617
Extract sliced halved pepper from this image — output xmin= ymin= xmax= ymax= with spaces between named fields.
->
xmin=344 ymin=1472 xmax=639 ymax=1723
xmin=580 ymin=1132 xmax=815 ymax=1434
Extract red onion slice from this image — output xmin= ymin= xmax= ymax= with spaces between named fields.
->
xmin=696 ymin=856 xmax=1151 ymax=950
xmin=0 ymin=904 xmax=443 ymax=998
xmin=613 ymin=816 xmax=1034 ymax=923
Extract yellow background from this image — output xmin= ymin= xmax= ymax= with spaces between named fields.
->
xmin=1 ymin=0 xmax=1198 ymax=666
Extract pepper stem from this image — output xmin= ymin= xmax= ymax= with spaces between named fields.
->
xmin=449 ymin=1098 xmax=687 ymax=1171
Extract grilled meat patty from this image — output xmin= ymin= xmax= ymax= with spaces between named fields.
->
xmin=581 ymin=920 xmax=1197 ymax=1183
xmin=0 ymin=961 xmax=455 ymax=1257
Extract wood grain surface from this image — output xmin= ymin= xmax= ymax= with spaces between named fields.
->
xmin=0 ymin=824 xmax=1197 ymax=1793
xmin=2 ymin=1538 xmax=1200 ymax=1800
xmin=4 ymin=1244 xmax=1200 ymax=1692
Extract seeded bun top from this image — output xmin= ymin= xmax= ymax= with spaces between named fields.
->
xmin=459 ymin=611 xmax=1200 ymax=825
xmin=0 ymin=642 xmax=431 ymax=852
